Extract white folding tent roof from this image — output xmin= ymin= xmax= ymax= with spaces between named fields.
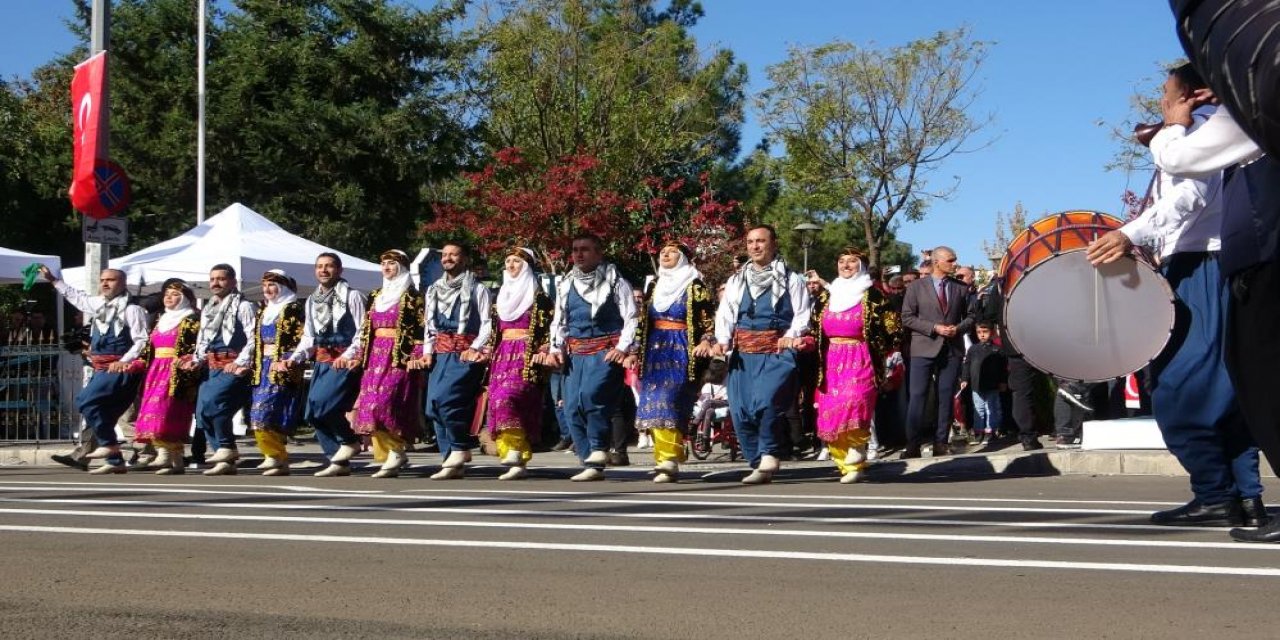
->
xmin=0 ymin=246 xmax=61 ymax=285
xmin=60 ymin=203 xmax=382 ymax=297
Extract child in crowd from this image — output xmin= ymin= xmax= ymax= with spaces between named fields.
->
xmin=691 ymin=358 xmax=729 ymax=434
xmin=959 ymin=321 xmax=1007 ymax=444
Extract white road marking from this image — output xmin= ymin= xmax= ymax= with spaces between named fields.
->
xmin=3 ymin=524 xmax=1276 ymax=577
xmin=0 ymin=484 xmax=1156 ymax=515
xmin=0 ymin=505 xmax=1267 ymax=552
xmin=0 ymin=496 xmax=1230 ymax=534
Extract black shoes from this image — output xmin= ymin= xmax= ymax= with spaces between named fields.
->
xmin=551 ymin=439 xmax=573 ymax=452
xmin=1239 ymin=496 xmax=1269 ymax=528
xmin=932 ymin=441 xmax=950 ymax=457
xmin=51 ymin=454 xmax=89 ymax=471
xmin=607 ymin=450 xmax=630 ymax=466
xmin=1150 ymin=500 xmax=1242 ymax=527
xmin=1021 ymin=438 xmax=1044 ymax=451
xmin=1231 ymin=516 xmax=1280 ymax=543
xmin=901 ymin=445 xmax=922 ymax=460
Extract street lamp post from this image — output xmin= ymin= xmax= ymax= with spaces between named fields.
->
xmin=793 ymin=222 xmax=823 ymax=273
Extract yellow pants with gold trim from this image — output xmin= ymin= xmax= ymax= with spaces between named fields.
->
xmin=651 ymin=427 xmax=686 ymax=465
xmin=826 ymin=429 xmax=871 ymax=474
xmin=495 ymin=429 xmax=533 ymax=464
xmin=254 ymin=429 xmax=288 ymax=461
xmin=370 ymin=429 xmax=405 ymax=463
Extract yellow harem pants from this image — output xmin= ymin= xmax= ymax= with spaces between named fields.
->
xmin=370 ymin=429 xmax=406 ymax=463
xmin=254 ymin=429 xmax=289 ymax=461
xmin=826 ymin=429 xmax=872 ymax=474
xmin=651 ymin=427 xmax=687 ymax=465
xmin=495 ymin=429 xmax=533 ymax=464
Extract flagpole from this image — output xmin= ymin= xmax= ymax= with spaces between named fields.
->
xmin=86 ymin=0 xmax=110 ymax=291
xmin=196 ymin=0 xmax=206 ymax=225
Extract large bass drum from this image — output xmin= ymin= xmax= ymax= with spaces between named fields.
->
xmin=998 ymin=211 xmax=1175 ymax=383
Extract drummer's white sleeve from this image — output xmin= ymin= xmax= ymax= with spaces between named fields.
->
xmin=1151 ymin=108 xmax=1262 ymax=178
xmin=1120 ymin=174 xmax=1213 ymax=250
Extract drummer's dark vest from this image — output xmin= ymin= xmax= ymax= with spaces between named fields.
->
xmin=566 ymin=284 xmax=623 ymax=338
xmin=90 ymin=318 xmax=134 ymax=357
xmin=736 ymin=285 xmax=794 ymax=333
xmin=1220 ymin=154 xmax=1280 ymax=277
xmin=434 ymin=288 xmax=482 ymax=336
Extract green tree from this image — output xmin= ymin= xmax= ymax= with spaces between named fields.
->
xmin=465 ymin=0 xmax=746 ymax=190
xmin=756 ymin=28 xmax=990 ymax=268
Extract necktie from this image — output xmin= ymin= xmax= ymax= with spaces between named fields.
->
xmin=936 ymin=280 xmax=949 ymax=315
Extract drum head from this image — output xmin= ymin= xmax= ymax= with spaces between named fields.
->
xmin=1003 ymin=250 xmax=1174 ymax=382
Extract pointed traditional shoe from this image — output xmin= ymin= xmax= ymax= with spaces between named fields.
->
xmin=844 ymin=447 xmax=867 ymax=466
xmin=331 ymin=444 xmax=359 ymax=463
xmin=262 ymin=466 xmax=290 ymax=477
xmin=498 ymin=466 xmax=528 ymax=481
xmin=500 ymin=450 xmax=523 ymax=466
xmin=584 ymin=450 xmax=609 ymax=465
xmin=256 ymin=456 xmax=284 ymax=470
xmin=209 ymin=448 xmax=239 ymax=464
xmin=758 ymin=454 xmax=780 ymax=473
xmin=571 ymin=468 xmax=605 ymax=482
xmin=430 ymin=465 xmax=466 ymax=480
xmin=442 ymin=450 xmax=469 ymax=469
xmin=314 ymin=464 xmax=351 ymax=478
xmin=741 ymin=469 xmax=772 ymax=485
xmin=88 ymin=462 xmax=126 ymax=475
xmin=840 ymin=470 xmax=864 ymax=484
xmin=203 ymin=461 xmax=237 ymax=476
xmin=84 ymin=446 xmax=118 ymax=460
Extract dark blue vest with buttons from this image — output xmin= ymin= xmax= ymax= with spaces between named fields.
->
xmin=566 ymin=284 xmax=623 ymax=338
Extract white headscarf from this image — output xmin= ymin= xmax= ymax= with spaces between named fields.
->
xmin=827 ymin=272 xmax=873 ymax=313
xmin=260 ymin=269 xmax=298 ymax=325
xmin=497 ymin=251 xmax=538 ymax=322
xmin=374 ymin=263 xmax=411 ymax=312
xmin=154 ymin=289 xmax=194 ymax=333
xmin=651 ymin=250 xmax=699 ymax=313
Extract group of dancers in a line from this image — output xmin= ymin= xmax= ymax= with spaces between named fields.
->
xmin=42 ymin=224 xmax=900 ymax=485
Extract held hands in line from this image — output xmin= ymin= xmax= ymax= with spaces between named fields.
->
xmin=407 ymin=353 xmax=434 ymax=370
xmin=223 ymin=362 xmax=249 ymax=376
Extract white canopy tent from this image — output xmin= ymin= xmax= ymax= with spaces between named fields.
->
xmin=60 ymin=203 xmax=382 ymax=298
xmin=0 ymin=246 xmax=61 ymax=285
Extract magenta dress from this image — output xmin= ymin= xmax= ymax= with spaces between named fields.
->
xmin=815 ymin=305 xmax=878 ymax=442
xmin=135 ymin=326 xmax=194 ymax=444
xmin=487 ymin=311 xmax=542 ymax=440
xmin=352 ymin=305 xmax=421 ymax=439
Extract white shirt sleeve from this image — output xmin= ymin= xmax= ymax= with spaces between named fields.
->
xmin=784 ymin=272 xmax=812 ymax=339
xmin=1151 ymin=108 xmax=1263 ymax=178
xmin=469 ymin=285 xmax=493 ymax=351
xmin=713 ymin=291 xmax=735 ymax=347
xmin=233 ymin=300 xmax=258 ymax=368
xmin=290 ymin=298 xmax=317 ymax=364
xmin=613 ymin=277 xmax=639 ymax=353
xmin=548 ymin=285 xmax=568 ymax=355
xmin=423 ymin=294 xmax=439 ymax=355
xmin=119 ymin=305 xmax=150 ymax=363
xmin=52 ymin=279 xmax=97 ymax=316
xmin=1120 ymin=172 xmax=1213 ymax=247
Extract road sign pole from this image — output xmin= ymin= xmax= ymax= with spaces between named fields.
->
xmin=85 ymin=0 xmax=111 ymax=291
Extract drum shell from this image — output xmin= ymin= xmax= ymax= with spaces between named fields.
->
xmin=999 ymin=211 xmax=1125 ymax=294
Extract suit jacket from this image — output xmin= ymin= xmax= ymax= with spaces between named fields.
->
xmin=901 ymin=275 xmax=975 ymax=358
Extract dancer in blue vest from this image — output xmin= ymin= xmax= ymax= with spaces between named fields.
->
xmin=541 ymin=233 xmax=639 ymax=482
xmin=186 ymin=264 xmax=258 ymax=476
xmin=699 ymin=225 xmax=812 ymax=485
xmin=413 ymin=242 xmax=493 ymax=480
xmin=41 ymin=265 xmax=149 ymax=474
xmin=281 ymin=252 xmax=367 ymax=477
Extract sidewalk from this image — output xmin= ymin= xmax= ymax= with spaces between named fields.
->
xmin=3 ymin=437 xmax=1272 ymax=480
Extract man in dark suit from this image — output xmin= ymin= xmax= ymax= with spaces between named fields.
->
xmin=900 ymin=246 xmax=974 ymax=457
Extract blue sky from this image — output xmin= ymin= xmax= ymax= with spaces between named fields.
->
xmin=0 ymin=1 xmax=1183 ymax=268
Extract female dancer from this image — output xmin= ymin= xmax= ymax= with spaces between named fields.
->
xmin=132 ymin=279 xmax=201 ymax=475
xmin=249 ymin=269 xmax=306 ymax=475
xmin=484 ymin=247 xmax=553 ymax=480
xmin=336 ymin=250 xmax=425 ymax=478
xmin=811 ymin=249 xmax=900 ymax=483
xmin=632 ymin=243 xmax=714 ymax=483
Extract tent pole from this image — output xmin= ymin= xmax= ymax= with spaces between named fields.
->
xmin=196 ymin=0 xmax=206 ymax=226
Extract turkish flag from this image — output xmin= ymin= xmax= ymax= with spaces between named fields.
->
xmin=68 ymin=51 xmax=109 ymax=219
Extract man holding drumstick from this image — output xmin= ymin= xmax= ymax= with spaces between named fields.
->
xmin=1087 ymin=63 xmax=1265 ymax=529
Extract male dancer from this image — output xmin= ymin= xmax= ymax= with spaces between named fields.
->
xmin=698 ymin=225 xmax=811 ymax=484
xmin=184 ymin=264 xmax=257 ymax=476
xmin=1088 ymin=63 xmax=1265 ymax=529
xmin=414 ymin=242 xmax=492 ymax=480
xmin=281 ymin=253 xmax=367 ymax=477
xmin=41 ymin=266 xmax=148 ymax=474
xmin=542 ymin=233 xmax=638 ymax=482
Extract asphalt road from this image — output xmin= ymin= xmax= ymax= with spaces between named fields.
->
xmin=1 ymin=465 xmax=1278 ymax=639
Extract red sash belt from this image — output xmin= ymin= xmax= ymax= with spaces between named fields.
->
xmin=206 ymin=350 xmax=238 ymax=369
xmin=315 ymin=346 xmax=347 ymax=363
xmin=88 ymin=354 xmax=122 ymax=371
xmin=565 ymin=334 xmax=619 ymax=356
xmin=734 ymin=329 xmax=780 ymax=354
xmin=435 ymin=333 xmax=475 ymax=354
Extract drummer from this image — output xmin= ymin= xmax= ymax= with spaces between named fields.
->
xmin=1086 ymin=63 xmax=1264 ymax=530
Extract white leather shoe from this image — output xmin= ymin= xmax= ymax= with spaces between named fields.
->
xmin=84 ymin=446 xmax=118 ymax=460
xmin=571 ymin=468 xmax=605 ymax=482
xmin=381 ymin=450 xmax=406 ymax=471
xmin=500 ymin=450 xmax=523 ymax=466
xmin=155 ymin=462 xmax=184 ymax=476
xmin=844 ymin=447 xmax=866 ymax=466
xmin=314 ymin=464 xmax=351 ymax=477
xmin=741 ymin=469 xmax=772 ymax=485
xmin=653 ymin=472 xmax=677 ymax=484
xmin=331 ymin=444 xmax=359 ymax=463
xmin=840 ymin=470 xmax=864 ymax=484
xmin=88 ymin=462 xmax=126 ymax=475
xmin=256 ymin=456 xmax=283 ymax=470
xmin=442 ymin=450 xmax=469 ymax=469
xmin=654 ymin=460 xmax=678 ymax=474
xmin=150 ymin=448 xmax=172 ymax=469
xmin=209 ymin=448 xmax=240 ymax=464
xmin=584 ymin=450 xmax=608 ymax=465
xmin=430 ymin=465 xmax=465 ymax=480
xmin=203 ymin=461 xmax=237 ymax=476
xmin=262 ymin=466 xmax=290 ymax=477
xmin=370 ymin=466 xmax=400 ymax=479
xmin=498 ymin=466 xmax=528 ymax=481
xmin=758 ymin=454 xmax=780 ymax=473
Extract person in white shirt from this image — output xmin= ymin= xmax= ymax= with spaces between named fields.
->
xmin=696 ymin=225 xmax=812 ymax=485
xmin=183 ymin=264 xmax=258 ymax=476
xmin=40 ymin=265 xmax=149 ymax=474
xmin=412 ymin=242 xmax=493 ymax=480
xmin=1087 ymin=63 xmax=1263 ymax=530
